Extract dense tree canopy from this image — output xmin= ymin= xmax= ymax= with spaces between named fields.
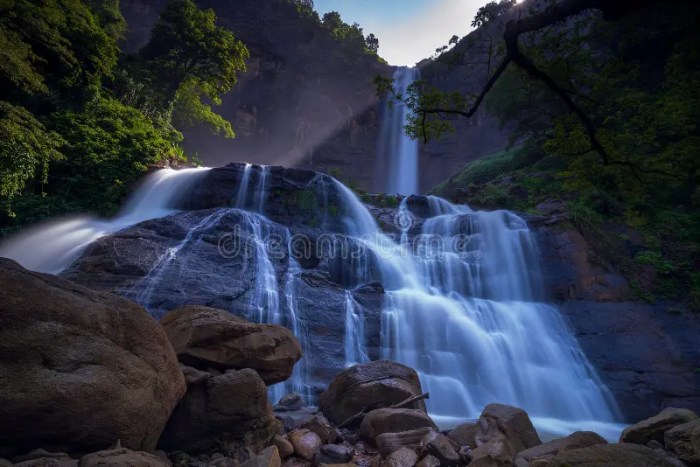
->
xmin=140 ymin=0 xmax=248 ymax=137
xmin=0 ymin=0 xmax=249 ymax=231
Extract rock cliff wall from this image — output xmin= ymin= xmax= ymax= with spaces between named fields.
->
xmin=120 ymin=0 xmax=391 ymax=190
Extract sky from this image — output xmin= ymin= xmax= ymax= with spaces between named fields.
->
xmin=313 ymin=0 xmax=488 ymax=66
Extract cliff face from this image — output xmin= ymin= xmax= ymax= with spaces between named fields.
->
xmin=530 ymin=207 xmax=700 ymax=422
xmin=120 ymin=0 xmax=391 ymax=190
xmin=416 ymin=0 xmax=564 ymax=192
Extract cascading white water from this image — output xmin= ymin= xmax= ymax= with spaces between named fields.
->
xmin=344 ymin=290 xmax=370 ymax=367
xmin=332 ymin=186 xmax=624 ymax=440
xmin=1 ymin=164 xmax=625 ymax=438
xmin=375 ymin=67 xmax=420 ymax=196
xmin=0 ymin=168 xmax=209 ymax=274
xmin=135 ymin=209 xmax=230 ymax=312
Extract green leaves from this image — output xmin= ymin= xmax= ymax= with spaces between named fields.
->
xmin=49 ymin=97 xmax=184 ymax=215
xmin=0 ymin=102 xmax=63 ymax=211
xmin=0 ymin=0 xmax=118 ymax=101
xmin=140 ymin=0 xmax=249 ymax=136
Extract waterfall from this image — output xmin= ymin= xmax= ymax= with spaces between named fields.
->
xmin=332 ymin=186 xmax=624 ymax=440
xmin=344 ymin=291 xmax=370 ymax=367
xmin=0 ymin=168 xmax=209 ymax=274
xmin=376 ymin=67 xmax=420 ymax=196
xmin=1 ymin=165 xmax=624 ymax=439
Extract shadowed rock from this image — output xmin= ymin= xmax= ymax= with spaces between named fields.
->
xmin=0 ymin=259 xmax=185 ymax=458
xmin=161 ymin=305 xmax=302 ymax=385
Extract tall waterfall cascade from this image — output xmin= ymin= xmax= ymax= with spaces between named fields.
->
xmin=0 ymin=166 xmax=624 ymax=440
xmin=375 ymin=67 xmax=420 ymax=196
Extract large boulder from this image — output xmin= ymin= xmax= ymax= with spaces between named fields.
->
xmin=620 ymin=407 xmax=698 ymax=445
xmin=514 ymin=431 xmax=607 ymax=467
xmin=547 ymin=443 xmax=678 ymax=466
xmin=161 ymin=305 xmax=302 ymax=385
xmin=79 ymin=447 xmax=170 ymax=467
xmin=358 ymin=409 xmax=436 ymax=442
xmin=417 ymin=431 xmax=460 ymax=467
xmin=447 ymin=423 xmax=477 ymax=449
xmin=11 ymin=450 xmax=77 ymax=467
xmin=319 ymin=361 xmax=426 ymax=425
xmin=0 ymin=259 xmax=185 ymax=458
xmin=376 ymin=428 xmax=434 ymax=457
xmin=382 ymin=447 xmax=418 ymax=467
xmin=158 ymin=368 xmax=279 ymax=454
xmin=475 ymin=404 xmax=541 ymax=457
xmin=288 ymin=429 xmax=322 ymax=461
xmin=468 ymin=440 xmax=514 ymax=467
xmin=664 ymin=418 xmax=700 ymax=464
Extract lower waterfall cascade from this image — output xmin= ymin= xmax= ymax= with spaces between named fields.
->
xmin=0 ymin=165 xmax=625 ymax=440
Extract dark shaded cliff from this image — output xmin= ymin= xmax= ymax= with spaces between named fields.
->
xmin=120 ymin=0 xmax=391 ymax=189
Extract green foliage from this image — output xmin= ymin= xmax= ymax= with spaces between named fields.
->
xmin=287 ymin=0 xmax=316 ymax=18
xmin=471 ymin=0 xmax=516 ymax=28
xmin=567 ymin=201 xmax=603 ymax=232
xmin=429 ymin=3 xmax=700 ymax=310
xmin=49 ymin=97 xmax=185 ymax=215
xmin=85 ymin=0 xmax=126 ymax=40
xmin=0 ymin=0 xmax=247 ymax=231
xmin=0 ymin=102 xmax=64 ymax=211
xmin=0 ymin=0 xmax=119 ymax=100
xmin=321 ymin=10 xmax=382 ymax=58
xmin=635 ymin=250 xmax=675 ymax=274
xmin=365 ymin=33 xmax=379 ymax=54
xmin=140 ymin=0 xmax=249 ymax=136
xmin=452 ymin=150 xmax=515 ymax=186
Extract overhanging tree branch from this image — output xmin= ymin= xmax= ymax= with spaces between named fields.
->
xmin=409 ymin=0 xmax=681 ymax=171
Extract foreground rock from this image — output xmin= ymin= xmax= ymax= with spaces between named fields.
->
xmin=620 ymin=407 xmax=698 ymax=445
xmin=158 ymin=368 xmax=279 ymax=454
xmin=241 ymin=446 xmax=281 ymax=467
xmin=376 ymin=428 xmax=434 ymax=457
xmin=514 ymin=431 xmax=607 ymax=466
xmin=475 ymin=404 xmax=541 ymax=458
xmin=161 ymin=305 xmax=302 ymax=385
xmin=547 ymin=443 xmax=678 ymax=466
xmin=417 ymin=431 xmax=460 ymax=467
xmin=0 ymin=259 xmax=185 ymax=458
xmin=383 ymin=447 xmax=418 ymax=467
xmin=358 ymin=409 xmax=436 ymax=442
xmin=79 ymin=447 xmax=170 ymax=467
xmin=664 ymin=418 xmax=700 ymax=464
xmin=288 ymin=429 xmax=323 ymax=461
xmin=11 ymin=449 xmax=77 ymax=467
xmin=319 ymin=361 xmax=427 ymax=425
xmin=447 ymin=424 xmax=477 ymax=449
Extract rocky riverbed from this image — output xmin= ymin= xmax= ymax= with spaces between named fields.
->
xmin=1 ymin=258 xmax=699 ymax=466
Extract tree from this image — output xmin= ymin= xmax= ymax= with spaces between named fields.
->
xmin=380 ymin=0 xmax=690 ymax=169
xmin=49 ymin=97 xmax=185 ymax=215
xmin=0 ymin=0 xmax=119 ymax=102
xmin=85 ymin=0 xmax=127 ymax=41
xmin=140 ymin=0 xmax=249 ymax=138
xmin=0 ymin=102 xmax=63 ymax=212
xmin=471 ymin=0 xmax=516 ymax=28
xmin=322 ymin=11 xmax=344 ymax=32
xmin=365 ymin=33 xmax=379 ymax=53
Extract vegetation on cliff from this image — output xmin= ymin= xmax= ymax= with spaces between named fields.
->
xmin=427 ymin=1 xmax=700 ymax=309
xmin=0 ymin=0 xmax=248 ymax=232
